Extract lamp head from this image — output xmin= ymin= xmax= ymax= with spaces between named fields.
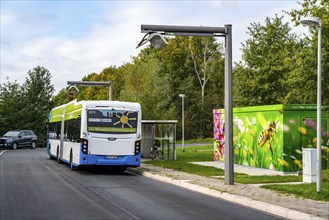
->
xmin=179 ymin=94 xmax=185 ymax=98
xmin=300 ymin=17 xmax=321 ymax=27
xmin=148 ymin=33 xmax=168 ymax=49
xmin=66 ymin=85 xmax=79 ymax=93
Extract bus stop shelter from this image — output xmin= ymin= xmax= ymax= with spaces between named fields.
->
xmin=141 ymin=120 xmax=177 ymax=160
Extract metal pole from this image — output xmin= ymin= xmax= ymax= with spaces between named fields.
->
xmin=138 ymin=24 xmax=233 ymax=184
xmin=182 ymin=95 xmax=185 ymax=152
xmin=179 ymin=94 xmax=185 ymax=152
xmin=224 ymin=24 xmax=234 ymax=185
xmin=316 ymin=22 xmax=322 ymax=192
xmin=141 ymin=24 xmax=226 ymax=35
xmin=174 ymin=123 xmax=177 ymax=160
xmin=59 ymin=106 xmax=66 ymax=162
xmin=109 ymin=81 xmax=113 ymax=101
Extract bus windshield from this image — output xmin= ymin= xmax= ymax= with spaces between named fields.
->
xmin=87 ymin=109 xmax=138 ymax=134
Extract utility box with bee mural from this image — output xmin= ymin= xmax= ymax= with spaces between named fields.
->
xmin=213 ymin=104 xmax=329 ymax=172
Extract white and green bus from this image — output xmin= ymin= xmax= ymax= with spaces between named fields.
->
xmin=46 ymin=99 xmax=142 ymax=170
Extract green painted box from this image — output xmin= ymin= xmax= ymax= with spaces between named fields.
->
xmin=213 ymin=104 xmax=329 ymax=172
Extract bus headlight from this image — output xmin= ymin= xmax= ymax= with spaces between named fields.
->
xmin=81 ymin=139 xmax=88 ymax=154
xmin=135 ymin=140 xmax=141 ymax=155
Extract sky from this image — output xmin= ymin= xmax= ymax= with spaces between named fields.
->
xmin=1 ymin=0 xmax=307 ymax=94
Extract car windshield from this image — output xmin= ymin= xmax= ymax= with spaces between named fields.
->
xmin=4 ymin=131 xmax=20 ymax=137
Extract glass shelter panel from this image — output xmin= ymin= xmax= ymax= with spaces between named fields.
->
xmin=141 ymin=120 xmax=177 ymax=160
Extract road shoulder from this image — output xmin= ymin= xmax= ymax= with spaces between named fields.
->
xmin=130 ymin=163 xmax=328 ymax=220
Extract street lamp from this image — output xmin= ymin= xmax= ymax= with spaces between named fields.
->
xmin=137 ymin=24 xmax=234 ymax=185
xmin=67 ymin=81 xmax=113 ymax=101
xmin=179 ymin=94 xmax=185 ymax=152
xmin=300 ymin=17 xmax=322 ymax=192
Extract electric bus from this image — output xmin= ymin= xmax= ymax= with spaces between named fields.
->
xmin=46 ymin=99 xmax=142 ymax=170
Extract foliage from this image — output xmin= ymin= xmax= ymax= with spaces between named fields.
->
xmin=234 ymin=15 xmax=303 ymax=106
xmin=52 ymin=88 xmax=69 ymax=106
xmin=52 ymin=36 xmax=225 ymax=139
xmin=120 ymin=55 xmax=173 ymax=120
xmin=75 ymin=66 xmax=126 ymax=101
xmin=0 ymin=66 xmax=55 ymax=146
xmin=188 ymin=36 xmax=224 ymax=102
xmin=48 ymin=1 xmax=327 ymax=140
xmin=285 ymin=0 xmax=329 ymax=107
xmin=0 ymin=80 xmax=26 ymax=135
xmin=148 ymin=36 xmax=224 ymax=139
xmin=0 ymin=1 xmax=327 ymax=176
xmin=23 ymin=66 xmax=55 ymax=145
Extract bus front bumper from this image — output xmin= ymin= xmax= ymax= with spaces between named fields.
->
xmin=80 ymin=154 xmax=141 ymax=167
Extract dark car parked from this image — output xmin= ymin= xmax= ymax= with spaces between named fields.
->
xmin=0 ymin=130 xmax=38 ymax=150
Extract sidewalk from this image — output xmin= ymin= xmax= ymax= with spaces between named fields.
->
xmin=133 ymin=161 xmax=329 ymax=220
xmin=191 ymin=161 xmax=299 ymax=176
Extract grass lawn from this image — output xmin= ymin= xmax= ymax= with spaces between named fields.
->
xmin=234 ymin=175 xmax=302 ymax=184
xmin=145 ymin=145 xmax=303 ymax=183
xmin=144 ymin=145 xmax=329 ymax=201
xmin=147 ymin=145 xmax=226 ymax=177
xmin=261 ymin=170 xmax=329 ymax=201
xmin=176 ymin=138 xmax=213 ymax=145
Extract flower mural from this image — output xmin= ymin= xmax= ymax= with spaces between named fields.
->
xmin=213 ymin=109 xmax=225 ymax=161
xmin=213 ymin=104 xmax=329 ymax=172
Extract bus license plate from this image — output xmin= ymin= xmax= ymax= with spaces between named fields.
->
xmin=106 ymin=156 xmax=118 ymax=159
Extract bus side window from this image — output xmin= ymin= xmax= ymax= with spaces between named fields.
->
xmin=65 ymin=118 xmax=81 ymax=143
xmin=56 ymin=122 xmax=61 ymax=140
xmin=73 ymin=118 xmax=81 ymax=142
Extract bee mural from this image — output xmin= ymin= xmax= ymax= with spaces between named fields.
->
xmin=258 ymin=121 xmax=278 ymax=155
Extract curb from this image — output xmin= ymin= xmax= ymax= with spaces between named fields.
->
xmin=137 ymin=170 xmax=325 ymax=220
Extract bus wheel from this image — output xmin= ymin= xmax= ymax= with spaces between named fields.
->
xmin=70 ymin=151 xmax=77 ymax=171
xmin=56 ymin=147 xmax=62 ymax=164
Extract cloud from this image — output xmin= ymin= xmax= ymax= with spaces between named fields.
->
xmin=1 ymin=0 xmax=305 ymax=94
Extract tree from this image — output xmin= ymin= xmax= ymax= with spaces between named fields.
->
xmin=52 ymin=88 xmax=69 ymax=106
xmin=188 ymin=37 xmax=224 ymax=102
xmin=145 ymin=36 xmax=224 ymax=138
xmin=234 ymin=15 xmax=303 ymax=107
xmin=51 ymin=36 xmax=225 ymax=139
xmin=119 ymin=55 xmax=173 ymax=120
xmin=23 ymin=66 xmax=55 ymax=146
xmin=285 ymin=0 xmax=329 ymax=107
xmin=0 ymin=79 xmax=26 ymax=135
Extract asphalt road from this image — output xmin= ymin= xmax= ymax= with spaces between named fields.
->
xmin=0 ymin=149 xmax=283 ymax=220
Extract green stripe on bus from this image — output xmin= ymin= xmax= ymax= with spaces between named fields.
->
xmin=87 ymin=127 xmax=136 ymax=133
xmin=65 ymin=109 xmax=82 ymax=120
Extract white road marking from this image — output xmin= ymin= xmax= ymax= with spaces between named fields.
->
xmin=0 ymin=150 xmax=8 ymax=156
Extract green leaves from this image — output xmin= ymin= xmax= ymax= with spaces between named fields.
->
xmin=49 ymin=0 xmax=328 ymax=140
xmin=285 ymin=0 xmax=329 ymax=107
xmin=233 ymin=14 xmax=324 ymax=107
xmin=51 ymin=36 xmax=225 ymax=139
xmin=0 ymin=66 xmax=55 ymax=146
